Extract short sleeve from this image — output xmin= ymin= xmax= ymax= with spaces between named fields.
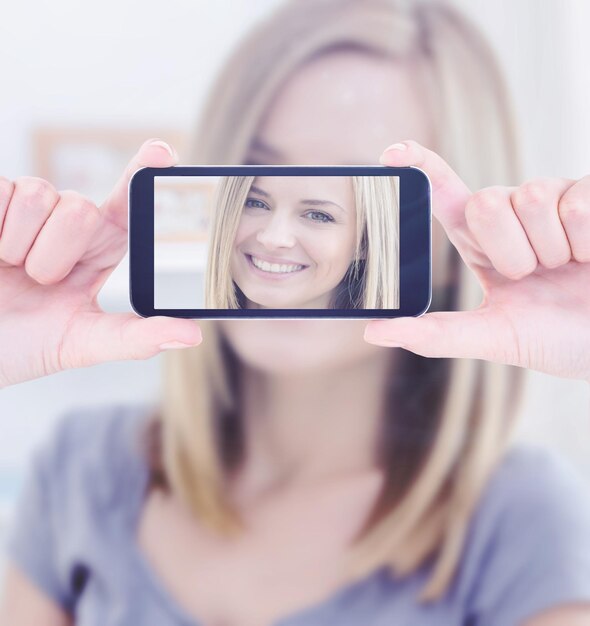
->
xmin=3 ymin=404 xmax=152 ymax=615
xmin=462 ymin=446 xmax=590 ymax=626
xmin=4 ymin=414 xmax=79 ymax=611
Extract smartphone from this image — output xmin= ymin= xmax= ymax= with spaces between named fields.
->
xmin=128 ymin=165 xmax=431 ymax=319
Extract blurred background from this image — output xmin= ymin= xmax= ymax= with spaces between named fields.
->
xmin=0 ymin=0 xmax=589 ymax=577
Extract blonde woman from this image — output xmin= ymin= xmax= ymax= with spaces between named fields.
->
xmin=205 ymin=174 xmax=399 ymax=309
xmin=1 ymin=1 xmax=590 ymax=626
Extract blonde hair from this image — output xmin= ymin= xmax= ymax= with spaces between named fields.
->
xmin=204 ymin=175 xmax=399 ymax=309
xmin=157 ymin=0 xmax=525 ymax=601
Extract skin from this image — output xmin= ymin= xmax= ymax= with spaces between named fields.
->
xmin=0 ymin=50 xmax=589 ymax=626
xmin=230 ymin=175 xmax=358 ymax=309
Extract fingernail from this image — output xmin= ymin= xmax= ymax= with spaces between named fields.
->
xmin=148 ymin=140 xmax=176 ymax=158
xmin=384 ymin=142 xmax=408 ymax=152
xmin=159 ymin=341 xmax=197 ymax=350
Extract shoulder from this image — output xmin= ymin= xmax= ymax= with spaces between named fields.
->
xmin=46 ymin=402 xmax=154 ymax=459
xmin=32 ymin=403 xmax=156 ymax=509
xmin=4 ymin=403 xmax=157 ymax=611
xmin=455 ymin=445 xmax=590 ymax=624
xmin=473 ymin=444 xmax=590 ymax=535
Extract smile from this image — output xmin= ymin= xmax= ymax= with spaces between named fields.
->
xmin=246 ymin=254 xmax=307 ymax=275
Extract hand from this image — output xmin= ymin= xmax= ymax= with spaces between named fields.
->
xmin=364 ymin=140 xmax=590 ymax=383
xmin=0 ymin=139 xmax=202 ymax=389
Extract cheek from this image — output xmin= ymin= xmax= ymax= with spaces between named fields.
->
xmin=233 ymin=216 xmax=255 ymax=248
xmin=307 ymin=228 xmax=356 ymax=272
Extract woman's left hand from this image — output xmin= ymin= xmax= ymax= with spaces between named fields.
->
xmin=364 ymin=140 xmax=590 ymax=383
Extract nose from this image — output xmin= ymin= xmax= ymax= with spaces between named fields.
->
xmin=256 ymin=211 xmax=296 ymax=249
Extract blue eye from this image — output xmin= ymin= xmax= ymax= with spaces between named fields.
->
xmin=305 ymin=211 xmax=334 ymax=223
xmin=244 ymin=198 xmax=269 ymax=210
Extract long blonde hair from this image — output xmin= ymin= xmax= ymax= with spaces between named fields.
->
xmin=156 ymin=0 xmax=525 ymax=601
xmin=204 ymin=175 xmax=399 ymax=309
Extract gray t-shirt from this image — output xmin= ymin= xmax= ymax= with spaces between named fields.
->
xmin=6 ymin=404 xmax=590 ymax=626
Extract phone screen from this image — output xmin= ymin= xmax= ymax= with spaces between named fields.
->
xmin=154 ymin=174 xmax=401 ymax=311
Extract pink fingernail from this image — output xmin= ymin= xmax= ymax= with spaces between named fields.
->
xmin=159 ymin=341 xmax=195 ymax=350
xmin=148 ymin=140 xmax=176 ymax=158
xmin=384 ymin=142 xmax=408 ymax=152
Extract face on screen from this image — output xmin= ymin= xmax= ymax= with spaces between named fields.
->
xmin=153 ymin=173 xmax=400 ymax=311
xmin=230 ymin=176 xmax=357 ymax=309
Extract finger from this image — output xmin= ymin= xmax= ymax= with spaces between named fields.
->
xmin=100 ymin=138 xmax=178 ymax=231
xmin=558 ymin=175 xmax=590 ymax=262
xmin=0 ymin=177 xmax=59 ymax=266
xmin=0 ymin=177 xmax=15 ymax=267
xmin=24 ymin=191 xmax=101 ymax=284
xmin=364 ymin=311 xmax=498 ymax=361
xmin=510 ymin=178 xmax=576 ymax=269
xmin=66 ymin=314 xmax=202 ymax=368
xmin=0 ymin=177 xmax=14 ymax=235
xmin=379 ymin=140 xmax=471 ymax=234
xmin=465 ymin=186 xmax=538 ymax=280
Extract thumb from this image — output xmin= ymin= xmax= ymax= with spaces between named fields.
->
xmin=364 ymin=311 xmax=496 ymax=361
xmin=380 ymin=139 xmax=471 ymax=235
xmin=66 ymin=313 xmax=202 ymax=368
xmin=100 ymin=138 xmax=179 ymax=230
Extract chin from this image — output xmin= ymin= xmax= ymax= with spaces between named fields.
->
xmin=217 ymin=318 xmax=380 ymax=375
xmin=246 ymin=296 xmax=299 ymax=309
xmin=240 ymin=287 xmax=317 ymax=310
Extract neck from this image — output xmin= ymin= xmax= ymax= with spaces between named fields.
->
xmin=233 ymin=349 xmax=392 ymax=498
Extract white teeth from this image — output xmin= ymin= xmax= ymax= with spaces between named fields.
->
xmin=250 ymin=255 xmax=304 ymax=273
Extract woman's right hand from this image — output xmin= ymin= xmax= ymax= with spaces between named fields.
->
xmin=0 ymin=139 xmax=202 ymax=389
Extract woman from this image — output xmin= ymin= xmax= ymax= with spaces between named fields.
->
xmin=205 ymin=174 xmax=400 ymax=309
xmin=1 ymin=0 xmax=590 ymax=625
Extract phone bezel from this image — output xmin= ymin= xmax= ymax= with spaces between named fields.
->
xmin=129 ymin=165 xmax=431 ymax=319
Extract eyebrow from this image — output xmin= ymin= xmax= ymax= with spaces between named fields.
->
xmin=300 ymin=199 xmax=346 ymax=214
xmin=250 ymin=185 xmax=272 ymax=198
xmin=249 ymin=186 xmax=346 ymax=214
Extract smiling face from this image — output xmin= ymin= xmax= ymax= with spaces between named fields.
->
xmin=230 ymin=176 xmax=358 ymax=309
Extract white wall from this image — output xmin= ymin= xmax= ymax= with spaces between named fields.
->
xmin=453 ymin=0 xmax=590 ymax=179
xmin=0 ymin=0 xmax=282 ymax=178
